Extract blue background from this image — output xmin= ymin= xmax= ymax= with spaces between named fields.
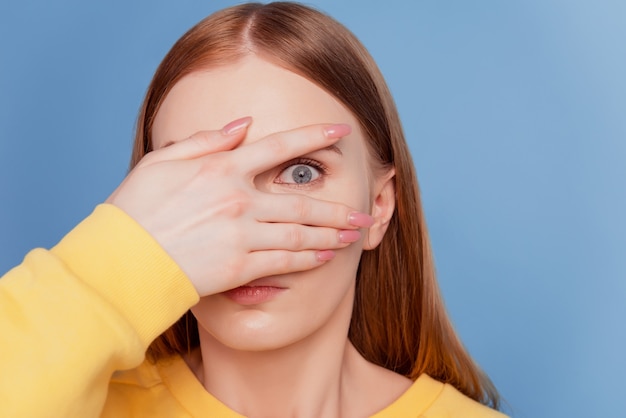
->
xmin=1 ymin=1 xmax=624 ymax=416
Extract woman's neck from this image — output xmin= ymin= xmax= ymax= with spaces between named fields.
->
xmin=188 ymin=312 xmax=412 ymax=418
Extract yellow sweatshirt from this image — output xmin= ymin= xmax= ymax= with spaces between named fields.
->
xmin=0 ymin=205 xmax=506 ymax=418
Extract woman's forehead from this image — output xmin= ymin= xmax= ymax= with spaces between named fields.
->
xmin=151 ymin=56 xmax=359 ymax=149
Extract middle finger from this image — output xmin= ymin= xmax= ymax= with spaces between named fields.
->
xmin=255 ymin=193 xmax=374 ymax=229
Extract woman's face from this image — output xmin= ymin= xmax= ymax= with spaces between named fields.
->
xmin=152 ymin=56 xmax=391 ymax=351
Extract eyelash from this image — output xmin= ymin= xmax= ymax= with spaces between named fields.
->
xmin=274 ymin=157 xmax=329 ymax=188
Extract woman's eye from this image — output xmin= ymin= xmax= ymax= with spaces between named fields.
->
xmin=276 ymin=163 xmax=322 ymax=185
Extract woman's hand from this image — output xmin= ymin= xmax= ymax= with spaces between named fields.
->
xmin=106 ymin=117 xmax=373 ymax=297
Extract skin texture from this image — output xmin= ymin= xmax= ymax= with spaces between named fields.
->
xmin=151 ymin=56 xmax=406 ymax=417
xmin=108 ymin=112 xmax=374 ymax=296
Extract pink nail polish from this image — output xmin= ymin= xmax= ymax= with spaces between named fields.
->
xmin=348 ymin=212 xmax=375 ymax=228
xmin=339 ymin=230 xmax=361 ymax=243
xmin=222 ymin=116 xmax=252 ymax=135
xmin=324 ymin=124 xmax=351 ymax=138
xmin=317 ymin=250 xmax=336 ymax=262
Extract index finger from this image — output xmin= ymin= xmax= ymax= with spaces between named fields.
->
xmin=235 ymin=123 xmax=351 ymax=176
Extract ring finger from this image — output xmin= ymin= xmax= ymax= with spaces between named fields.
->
xmin=247 ymin=223 xmax=362 ymax=252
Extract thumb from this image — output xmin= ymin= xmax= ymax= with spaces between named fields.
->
xmin=147 ymin=116 xmax=252 ymax=163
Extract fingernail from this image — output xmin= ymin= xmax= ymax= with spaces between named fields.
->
xmin=222 ymin=116 xmax=252 ymax=135
xmin=324 ymin=123 xmax=351 ymax=138
xmin=339 ymin=230 xmax=361 ymax=243
xmin=348 ymin=212 xmax=375 ymax=228
xmin=317 ymin=250 xmax=336 ymax=262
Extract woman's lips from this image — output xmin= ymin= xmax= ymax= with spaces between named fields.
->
xmin=223 ymin=280 xmax=287 ymax=305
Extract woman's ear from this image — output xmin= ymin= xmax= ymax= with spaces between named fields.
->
xmin=363 ymin=168 xmax=396 ymax=250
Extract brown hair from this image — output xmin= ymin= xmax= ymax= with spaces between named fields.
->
xmin=132 ymin=1 xmax=499 ymax=409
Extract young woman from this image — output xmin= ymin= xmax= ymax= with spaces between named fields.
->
xmin=1 ymin=2 xmax=505 ymax=417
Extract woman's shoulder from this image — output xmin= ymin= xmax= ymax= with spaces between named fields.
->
xmin=103 ymin=355 xmax=245 ymax=418
xmin=102 ymin=358 xmax=178 ymax=417
xmin=372 ymin=374 xmax=507 ymax=418
xmin=424 ymin=375 xmax=507 ymax=418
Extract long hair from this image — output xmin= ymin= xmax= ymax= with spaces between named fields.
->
xmin=131 ymin=1 xmax=499 ymax=408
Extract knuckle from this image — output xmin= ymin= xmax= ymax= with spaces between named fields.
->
xmin=330 ymin=204 xmax=348 ymax=225
xmin=286 ymin=225 xmax=304 ymax=249
xmin=190 ymin=131 xmax=222 ymax=149
xmin=227 ymin=201 xmax=246 ymax=218
xmin=223 ymin=190 xmax=250 ymax=217
xmin=299 ymin=252 xmax=317 ymax=270
xmin=329 ymin=229 xmax=342 ymax=247
xmin=190 ymin=131 xmax=209 ymax=141
xmin=316 ymin=228 xmax=334 ymax=248
xmin=292 ymin=196 xmax=311 ymax=219
xmin=189 ymin=135 xmax=208 ymax=151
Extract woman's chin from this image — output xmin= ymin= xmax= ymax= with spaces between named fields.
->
xmin=195 ymin=309 xmax=305 ymax=352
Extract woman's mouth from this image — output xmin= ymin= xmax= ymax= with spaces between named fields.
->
xmin=223 ymin=280 xmax=287 ymax=305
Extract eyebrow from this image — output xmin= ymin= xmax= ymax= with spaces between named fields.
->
xmin=319 ymin=144 xmax=343 ymax=156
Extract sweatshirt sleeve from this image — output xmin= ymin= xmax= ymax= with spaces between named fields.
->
xmin=0 ymin=204 xmax=199 ymax=418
